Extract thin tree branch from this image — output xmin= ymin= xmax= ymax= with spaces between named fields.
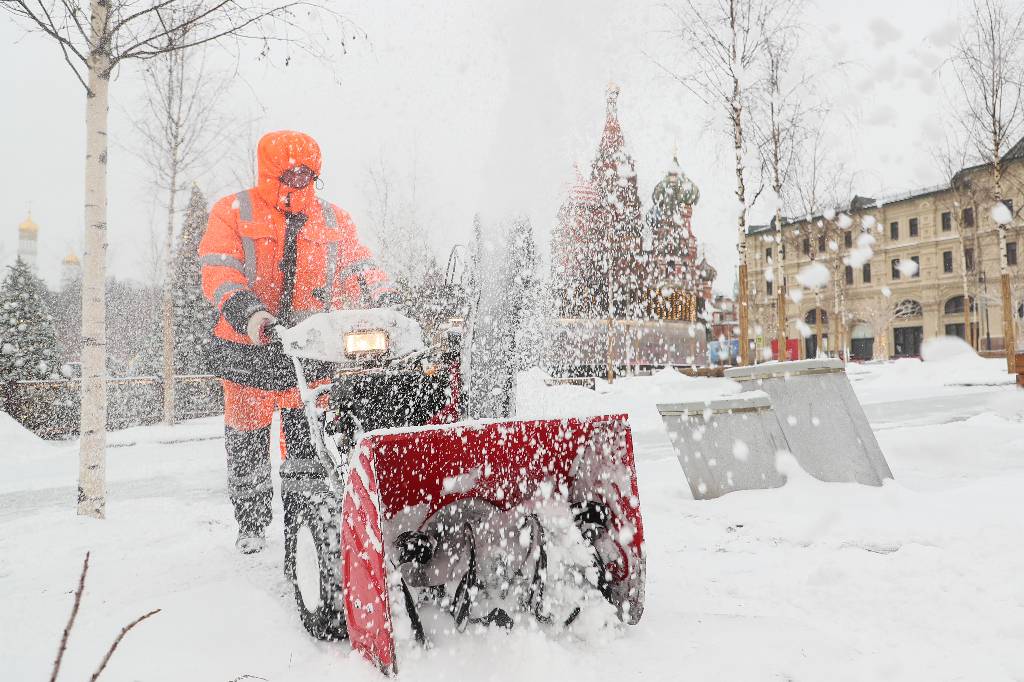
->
xmin=49 ymin=551 xmax=90 ymax=682
xmin=89 ymin=609 xmax=162 ymax=682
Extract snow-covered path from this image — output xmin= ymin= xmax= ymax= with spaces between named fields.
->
xmin=2 ymin=362 xmax=1024 ymax=681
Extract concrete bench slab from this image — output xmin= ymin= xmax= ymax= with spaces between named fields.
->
xmin=658 ymin=391 xmax=789 ymax=499
xmin=724 ymin=359 xmax=892 ymax=486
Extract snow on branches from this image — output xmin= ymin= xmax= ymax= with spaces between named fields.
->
xmin=0 ymin=258 xmax=61 ymax=382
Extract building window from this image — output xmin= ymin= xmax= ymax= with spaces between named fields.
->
xmin=965 ymin=248 xmax=975 ymax=272
xmin=845 ymin=265 xmax=854 ymax=285
xmin=1005 ymin=199 xmax=1014 ymax=216
xmin=896 ymin=300 xmax=924 ymax=318
xmin=844 ymin=232 xmax=852 ymax=248
xmin=891 ymin=259 xmax=901 ymax=280
xmin=890 ymin=221 xmax=899 ymax=240
xmin=767 ymin=279 xmax=773 ymax=296
xmin=963 ymin=207 xmax=974 ymax=227
xmin=943 ymin=250 xmax=954 ymax=273
xmin=945 ymin=323 xmax=960 ymax=337
xmin=765 ymin=247 xmax=772 ymax=262
xmin=944 ymin=296 xmax=974 ymax=315
xmin=863 ymin=263 xmax=871 ymax=283
xmin=911 ymin=255 xmax=920 ymax=277
xmin=1008 ymin=242 xmax=1018 ymax=266
xmin=805 ymin=308 xmax=828 ymax=324
xmin=818 ymin=235 xmax=826 ymax=252
xmin=909 ymin=218 xmax=919 ymax=237
xmin=941 ymin=211 xmax=952 ymax=231
xmin=802 ymin=238 xmax=810 ymax=255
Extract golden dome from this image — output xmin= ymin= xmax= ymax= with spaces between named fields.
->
xmin=19 ymin=213 xmax=38 ymax=234
xmin=63 ymin=250 xmax=80 ymax=266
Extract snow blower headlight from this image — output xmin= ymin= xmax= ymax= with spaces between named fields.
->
xmin=344 ymin=329 xmax=390 ymax=358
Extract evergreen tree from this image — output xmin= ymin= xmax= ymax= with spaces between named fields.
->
xmin=52 ymin=277 xmax=82 ymax=365
xmin=119 ymin=279 xmax=162 ymax=376
xmin=0 ymin=258 xmax=62 ymax=381
xmin=171 ymin=185 xmax=214 ymax=374
xmin=506 ymin=215 xmax=543 ymax=375
xmin=137 ymin=185 xmax=212 ymax=376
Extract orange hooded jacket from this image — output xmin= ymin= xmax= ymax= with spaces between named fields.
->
xmin=199 ymin=131 xmax=395 ymax=347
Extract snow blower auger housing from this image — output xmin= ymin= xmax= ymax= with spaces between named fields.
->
xmin=277 ymin=310 xmax=646 ymax=675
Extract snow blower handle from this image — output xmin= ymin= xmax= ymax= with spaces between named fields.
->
xmin=270 ymin=322 xmax=290 ymax=345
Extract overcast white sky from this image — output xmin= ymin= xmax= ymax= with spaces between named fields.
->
xmin=0 ymin=0 xmax=964 ymax=291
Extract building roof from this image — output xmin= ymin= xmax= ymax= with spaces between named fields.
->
xmin=63 ymin=250 xmax=80 ymax=265
xmin=19 ymin=213 xmax=38 ymax=234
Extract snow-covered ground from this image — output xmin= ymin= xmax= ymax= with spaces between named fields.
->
xmin=3 ymin=353 xmax=1024 ymax=681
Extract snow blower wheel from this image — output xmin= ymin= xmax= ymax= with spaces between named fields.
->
xmin=284 ymin=494 xmax=348 ymax=641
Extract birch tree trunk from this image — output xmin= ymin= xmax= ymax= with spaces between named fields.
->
xmin=957 ymin=220 xmax=974 ymax=348
xmin=78 ymin=0 xmax=111 ymax=519
xmin=730 ymin=0 xmax=750 ymax=367
xmin=161 ymin=174 xmax=178 ymax=424
xmin=774 ymin=207 xmax=786 ymax=359
xmin=814 ymin=292 xmax=823 ymax=357
xmin=994 ymin=169 xmax=1016 ymax=370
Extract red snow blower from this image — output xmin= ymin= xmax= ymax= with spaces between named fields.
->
xmin=277 ymin=309 xmax=646 ymax=675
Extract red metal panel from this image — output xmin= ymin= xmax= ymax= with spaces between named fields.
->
xmin=343 ymin=414 xmax=646 ymax=674
xmin=342 ymin=448 xmax=397 ymax=675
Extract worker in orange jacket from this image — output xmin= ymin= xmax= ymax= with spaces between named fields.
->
xmin=200 ymin=130 xmax=397 ymax=553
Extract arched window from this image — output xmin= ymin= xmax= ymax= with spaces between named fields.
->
xmin=944 ymin=295 xmax=975 ymax=315
xmin=895 ymin=300 xmax=923 ymax=319
xmin=804 ymin=308 xmax=828 ymax=324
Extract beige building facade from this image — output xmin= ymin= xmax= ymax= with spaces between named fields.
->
xmin=744 ymin=143 xmax=1024 ymax=361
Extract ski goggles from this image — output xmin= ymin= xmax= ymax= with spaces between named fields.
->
xmin=279 ymin=165 xmax=318 ymax=189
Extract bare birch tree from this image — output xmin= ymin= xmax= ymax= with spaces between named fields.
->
xmin=364 ymin=155 xmax=436 ymax=289
xmin=952 ymin=0 xmax=1024 ymax=371
xmin=657 ymin=0 xmax=797 ymax=364
xmin=788 ymin=119 xmax=853 ymax=357
xmin=1 ymin=0 xmax=344 ymax=519
xmin=130 ymin=43 xmax=226 ymax=424
xmin=935 ymin=136 xmax=987 ymax=348
xmin=751 ymin=11 xmax=809 ymax=360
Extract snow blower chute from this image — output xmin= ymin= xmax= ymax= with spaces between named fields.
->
xmin=277 ymin=310 xmax=646 ymax=675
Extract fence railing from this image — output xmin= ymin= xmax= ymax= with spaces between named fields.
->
xmin=2 ymin=375 xmax=224 ymax=440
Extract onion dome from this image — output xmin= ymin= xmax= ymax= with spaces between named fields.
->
xmin=652 ymin=155 xmax=700 ymax=209
xmin=19 ymin=212 xmax=39 ymax=234
xmin=63 ymin=250 xmax=80 ymax=266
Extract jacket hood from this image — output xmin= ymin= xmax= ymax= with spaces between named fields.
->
xmin=255 ymin=130 xmax=322 ymax=214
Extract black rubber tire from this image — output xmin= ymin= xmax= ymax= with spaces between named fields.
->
xmin=284 ymin=492 xmax=348 ymax=641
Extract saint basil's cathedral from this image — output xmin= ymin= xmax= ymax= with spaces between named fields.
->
xmin=547 ymin=85 xmax=716 ymax=372
xmin=552 ymin=85 xmax=716 ymax=322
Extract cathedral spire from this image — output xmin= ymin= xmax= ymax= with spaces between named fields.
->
xmin=606 ymin=82 xmax=620 ymax=119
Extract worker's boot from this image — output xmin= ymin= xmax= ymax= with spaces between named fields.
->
xmin=236 ymin=526 xmax=267 ymax=554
